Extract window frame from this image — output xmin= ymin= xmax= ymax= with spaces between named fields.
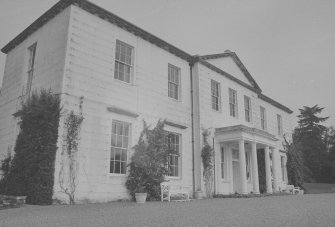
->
xmin=114 ymin=40 xmax=134 ymax=83
xmin=277 ymin=114 xmax=283 ymax=136
xmin=166 ymin=132 xmax=181 ymax=178
xmin=244 ymin=95 xmax=252 ymax=122
xmin=26 ymin=43 xmax=37 ymax=95
xmin=229 ymin=88 xmax=238 ymax=117
xmin=168 ymin=64 xmax=181 ymax=101
xmin=110 ymin=120 xmax=131 ymax=175
xmin=211 ymin=80 xmax=221 ymax=111
xmin=260 ymin=106 xmax=267 ymax=130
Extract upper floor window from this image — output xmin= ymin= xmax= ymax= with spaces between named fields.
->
xmin=27 ymin=43 xmax=37 ymax=95
xmin=260 ymin=106 xmax=267 ymax=130
xmin=211 ymin=80 xmax=220 ymax=111
xmin=168 ymin=64 xmax=181 ymax=100
xmin=166 ymin=132 xmax=181 ymax=177
xmin=229 ymin=88 xmax=238 ymax=117
xmin=114 ymin=40 xmax=133 ymax=83
xmin=277 ymin=114 xmax=283 ymax=136
xmin=244 ymin=95 xmax=251 ymax=122
xmin=110 ymin=120 xmax=130 ymax=174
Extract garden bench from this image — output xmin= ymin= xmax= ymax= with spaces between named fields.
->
xmin=283 ymin=185 xmax=301 ymax=195
xmin=161 ymin=182 xmax=190 ymax=202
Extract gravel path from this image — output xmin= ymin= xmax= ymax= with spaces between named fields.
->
xmin=1 ymin=194 xmax=335 ymax=227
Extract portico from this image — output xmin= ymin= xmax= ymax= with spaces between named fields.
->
xmin=214 ymin=125 xmax=280 ymax=195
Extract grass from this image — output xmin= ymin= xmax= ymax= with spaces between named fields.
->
xmin=0 ymin=193 xmax=334 ymax=227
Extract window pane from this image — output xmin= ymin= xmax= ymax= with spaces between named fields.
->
xmin=111 ymin=148 xmax=115 ymax=160
xmin=115 ymin=148 xmax=121 ymax=161
xmin=121 ymin=150 xmax=127 ymax=161
xmin=111 ymin=135 xmax=116 ymax=147
xmin=110 ymin=161 xmax=115 ymax=173
xmin=121 ymin=162 xmax=127 ymax=174
xmin=114 ymin=161 xmax=121 ymax=174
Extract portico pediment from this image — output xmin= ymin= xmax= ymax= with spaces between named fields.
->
xmin=215 ymin=125 xmax=278 ymax=144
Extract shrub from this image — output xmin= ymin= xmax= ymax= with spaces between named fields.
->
xmin=125 ymin=120 xmax=171 ymax=201
xmin=201 ymin=129 xmax=214 ymax=198
xmin=0 ymin=89 xmax=61 ymax=205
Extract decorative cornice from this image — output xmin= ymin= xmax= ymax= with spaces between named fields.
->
xmin=106 ymin=106 xmax=139 ymax=118
xmin=165 ymin=120 xmax=188 ymax=129
xmin=215 ymin=124 xmax=279 ymax=141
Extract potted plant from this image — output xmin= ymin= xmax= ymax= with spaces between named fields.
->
xmin=135 ymin=185 xmax=147 ymax=203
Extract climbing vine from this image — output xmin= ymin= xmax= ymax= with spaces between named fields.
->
xmin=201 ymin=129 xmax=214 ymax=198
xmin=59 ymin=110 xmax=84 ymax=204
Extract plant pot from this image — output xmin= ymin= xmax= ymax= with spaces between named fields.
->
xmin=194 ymin=191 xmax=203 ymax=200
xmin=135 ymin=193 xmax=147 ymax=203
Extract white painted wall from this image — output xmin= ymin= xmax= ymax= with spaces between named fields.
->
xmin=0 ymin=7 xmax=70 ymax=164
xmin=52 ymin=5 xmax=193 ymax=203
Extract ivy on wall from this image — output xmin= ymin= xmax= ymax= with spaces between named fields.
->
xmin=58 ymin=110 xmax=84 ymax=205
xmin=0 ymin=89 xmax=61 ymax=205
xmin=201 ymin=129 xmax=214 ymax=198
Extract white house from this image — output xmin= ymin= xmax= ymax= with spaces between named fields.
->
xmin=0 ymin=0 xmax=293 ymax=203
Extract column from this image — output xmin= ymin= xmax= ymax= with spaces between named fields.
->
xmin=264 ymin=145 xmax=273 ymax=193
xmin=251 ymin=141 xmax=260 ymax=194
xmin=238 ymin=139 xmax=248 ymax=194
xmin=272 ymin=147 xmax=279 ymax=192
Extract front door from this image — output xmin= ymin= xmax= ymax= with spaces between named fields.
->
xmin=232 ymin=149 xmax=241 ymax=193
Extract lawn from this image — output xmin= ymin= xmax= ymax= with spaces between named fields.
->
xmin=0 ymin=194 xmax=334 ymax=227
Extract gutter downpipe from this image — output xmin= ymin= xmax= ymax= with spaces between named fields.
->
xmin=189 ymin=61 xmax=196 ymax=193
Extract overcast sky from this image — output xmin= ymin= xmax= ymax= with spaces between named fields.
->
xmin=0 ymin=0 xmax=334 ymax=127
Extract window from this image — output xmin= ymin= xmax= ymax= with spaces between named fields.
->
xmin=114 ymin=40 xmax=133 ymax=83
xmin=220 ymin=147 xmax=225 ymax=179
xmin=277 ymin=114 xmax=283 ymax=136
xmin=168 ymin=64 xmax=181 ymax=100
xmin=244 ymin=95 xmax=251 ymax=122
xmin=245 ymin=151 xmax=251 ymax=182
xmin=229 ymin=88 xmax=238 ymax=117
xmin=26 ymin=43 xmax=37 ymax=95
xmin=166 ymin=132 xmax=181 ymax=177
xmin=211 ymin=80 xmax=220 ymax=111
xmin=260 ymin=106 xmax=267 ymax=130
xmin=110 ymin=120 xmax=130 ymax=174
xmin=281 ymin=156 xmax=285 ymax=181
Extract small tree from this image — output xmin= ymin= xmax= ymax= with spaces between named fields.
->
xmin=125 ymin=120 xmax=171 ymax=201
xmin=0 ymin=89 xmax=61 ymax=205
xmin=201 ymin=129 xmax=214 ymax=198
xmin=284 ymin=137 xmax=305 ymax=187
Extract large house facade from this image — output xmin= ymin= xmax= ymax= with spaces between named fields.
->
xmin=0 ymin=0 xmax=293 ymax=203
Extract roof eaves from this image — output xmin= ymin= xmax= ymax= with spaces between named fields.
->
xmin=198 ymin=52 xmax=262 ymax=92
xmin=1 ymin=0 xmax=72 ymax=53
xmin=198 ymin=59 xmax=261 ymax=93
xmin=1 ymin=0 xmax=193 ymax=62
xmin=258 ymin=93 xmax=293 ymax=114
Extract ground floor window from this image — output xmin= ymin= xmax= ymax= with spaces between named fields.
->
xmin=281 ymin=156 xmax=285 ymax=181
xmin=166 ymin=132 xmax=181 ymax=177
xmin=221 ymin=147 xmax=225 ymax=179
xmin=246 ymin=151 xmax=251 ymax=181
xmin=110 ymin=120 xmax=130 ymax=174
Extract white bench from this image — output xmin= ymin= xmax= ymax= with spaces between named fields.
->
xmin=283 ymin=185 xmax=301 ymax=194
xmin=161 ymin=182 xmax=190 ymax=202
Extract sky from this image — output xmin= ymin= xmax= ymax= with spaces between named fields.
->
xmin=0 ymin=0 xmax=334 ymax=127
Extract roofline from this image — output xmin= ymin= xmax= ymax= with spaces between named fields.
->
xmin=258 ymin=93 xmax=293 ymax=114
xmin=196 ymin=58 xmax=261 ymax=93
xmin=1 ymin=0 xmax=293 ymax=114
xmin=1 ymin=0 xmax=193 ymax=62
xmin=199 ymin=51 xmax=262 ymax=91
xmin=194 ymin=58 xmax=293 ymax=114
